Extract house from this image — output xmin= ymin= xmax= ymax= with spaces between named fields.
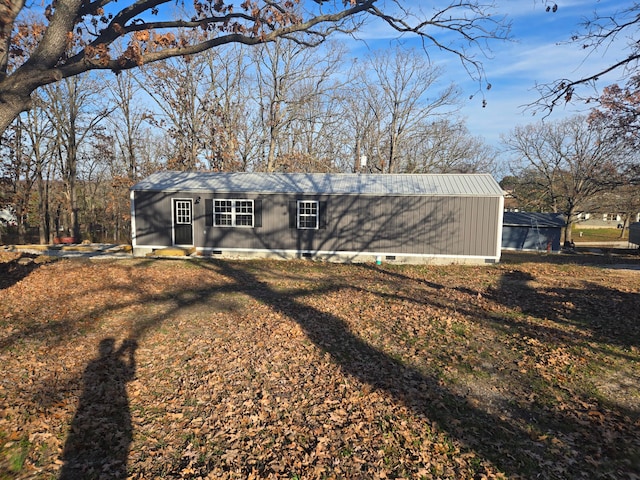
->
xmin=130 ymin=172 xmax=505 ymax=264
xmin=501 ymin=212 xmax=565 ymax=252
xmin=575 ymin=212 xmax=640 ymax=229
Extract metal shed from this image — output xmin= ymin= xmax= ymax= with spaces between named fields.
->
xmin=130 ymin=172 xmax=505 ymax=264
xmin=630 ymin=222 xmax=640 ymax=247
xmin=501 ymin=212 xmax=565 ymax=252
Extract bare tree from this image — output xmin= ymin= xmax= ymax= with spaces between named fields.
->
xmin=588 ymin=76 xmax=640 ymax=185
xmin=253 ymin=37 xmax=346 ymax=172
xmin=0 ymin=101 xmax=58 ymax=244
xmin=41 ymin=75 xmax=111 ymax=241
xmin=22 ymin=103 xmax=56 ymax=243
xmin=1 ymin=116 xmax=34 ymax=243
xmin=138 ymin=45 xmax=252 ymax=172
xmin=77 ymin=132 xmax=111 ymax=241
xmin=253 ymin=37 xmax=301 ymax=172
xmin=404 ymin=119 xmax=496 ymax=174
xmin=137 ymin=52 xmax=215 ymax=171
xmin=106 ymin=70 xmax=149 ymax=181
xmin=356 ymin=47 xmax=459 ymax=173
xmin=339 ymin=66 xmax=382 ymax=173
xmin=200 ymin=45 xmax=249 ymax=171
xmin=502 ymin=115 xmax=627 ymax=243
xmin=281 ymin=42 xmax=348 ymax=172
xmin=0 ymin=1 xmax=509 ymax=135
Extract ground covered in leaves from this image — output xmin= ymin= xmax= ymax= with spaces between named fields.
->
xmin=1 ymin=252 xmax=639 ymax=479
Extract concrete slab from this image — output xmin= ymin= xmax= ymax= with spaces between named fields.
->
xmin=150 ymin=247 xmax=196 ymax=257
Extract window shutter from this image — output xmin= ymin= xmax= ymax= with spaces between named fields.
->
xmin=205 ymin=199 xmax=213 ymax=227
xmin=254 ymin=199 xmax=262 ymax=228
xmin=319 ymin=201 xmax=328 ymax=229
xmin=289 ymin=201 xmax=298 ymax=229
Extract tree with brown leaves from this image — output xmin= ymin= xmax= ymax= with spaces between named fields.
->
xmin=0 ymin=1 xmax=508 ymax=135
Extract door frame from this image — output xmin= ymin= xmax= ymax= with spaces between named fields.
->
xmin=172 ymin=198 xmax=194 ymax=246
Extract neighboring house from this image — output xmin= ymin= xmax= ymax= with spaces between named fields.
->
xmin=501 ymin=212 xmax=565 ymax=252
xmin=130 ymin=172 xmax=505 ymax=264
xmin=502 ymin=189 xmax=520 ymax=212
xmin=574 ymin=212 xmax=640 ymax=229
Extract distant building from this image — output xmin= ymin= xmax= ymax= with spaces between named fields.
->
xmin=501 ymin=212 xmax=565 ymax=252
xmin=574 ymin=212 xmax=640 ymax=229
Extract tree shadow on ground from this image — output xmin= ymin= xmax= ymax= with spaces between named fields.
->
xmin=9 ymin=257 xmax=638 ymax=478
xmin=206 ymin=260 xmax=639 ymax=478
xmin=492 ymin=269 xmax=640 ymax=350
xmin=58 ymin=338 xmax=137 ymax=480
xmin=366 ymin=262 xmax=640 ymax=352
xmin=0 ymin=254 xmax=44 ymax=290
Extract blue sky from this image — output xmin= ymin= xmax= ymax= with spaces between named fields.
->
xmin=24 ymin=0 xmax=624 ymax=164
xmin=333 ymin=0 xmax=628 ymax=149
xmin=31 ymin=0 xmax=623 ymax=152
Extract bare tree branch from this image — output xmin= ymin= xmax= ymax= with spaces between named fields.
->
xmin=529 ymin=2 xmax=640 ymax=114
xmin=0 ymin=0 xmax=510 ymax=134
xmin=366 ymin=1 xmax=509 ymax=90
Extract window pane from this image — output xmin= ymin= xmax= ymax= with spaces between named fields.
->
xmin=298 ymin=201 xmax=318 ymax=229
xmin=299 ymin=216 xmax=314 ymax=228
xmin=215 ymin=200 xmax=232 ymax=212
xmin=236 ymin=215 xmax=253 ymax=226
xmin=213 ymin=199 xmax=254 ymax=227
xmin=214 ymin=200 xmax=231 ymax=226
xmin=215 ymin=214 xmax=232 ymax=226
xmin=176 ymin=201 xmax=191 ymax=224
xmin=235 ymin=201 xmax=253 ymax=214
xmin=235 ymin=200 xmax=253 ymax=227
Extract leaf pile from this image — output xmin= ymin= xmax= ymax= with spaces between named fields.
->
xmin=0 ymin=253 xmax=639 ymax=479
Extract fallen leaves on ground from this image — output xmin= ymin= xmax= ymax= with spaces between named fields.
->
xmin=0 ymin=252 xmax=638 ymax=479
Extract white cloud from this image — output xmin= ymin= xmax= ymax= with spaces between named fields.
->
xmin=317 ymin=1 xmax=632 ymax=161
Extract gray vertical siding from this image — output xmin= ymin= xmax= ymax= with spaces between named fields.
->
xmin=133 ymin=190 xmax=501 ymax=257
xmin=133 ymin=191 xmax=174 ymax=247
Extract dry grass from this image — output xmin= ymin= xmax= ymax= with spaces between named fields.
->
xmin=1 ymin=251 xmax=639 ymax=479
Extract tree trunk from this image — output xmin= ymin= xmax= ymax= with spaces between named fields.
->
xmin=71 ymin=187 xmax=80 ymax=241
xmin=37 ymin=165 xmax=48 ymax=244
xmin=266 ymin=132 xmax=277 ymax=172
xmin=619 ymin=214 xmax=628 ymax=239
xmin=564 ymin=212 xmax=574 ymax=244
xmin=15 ymin=203 xmax=26 ymax=244
xmin=0 ymin=92 xmax=31 ymax=135
xmin=63 ymin=138 xmax=80 ymax=241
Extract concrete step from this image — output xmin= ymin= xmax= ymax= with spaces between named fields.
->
xmin=149 ymin=247 xmax=196 ymax=257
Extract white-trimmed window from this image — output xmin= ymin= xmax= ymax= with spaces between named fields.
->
xmin=175 ymin=200 xmax=192 ymax=224
xmin=214 ymin=199 xmax=254 ymax=227
xmin=297 ymin=200 xmax=319 ymax=229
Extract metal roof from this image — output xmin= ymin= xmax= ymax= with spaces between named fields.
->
xmin=503 ymin=212 xmax=566 ymax=227
xmin=131 ymin=171 xmax=504 ymax=197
